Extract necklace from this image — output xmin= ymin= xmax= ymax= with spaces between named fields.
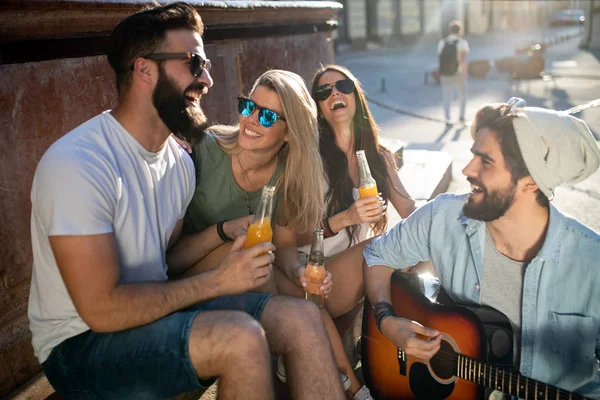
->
xmin=236 ymin=153 xmax=279 ymax=216
xmin=237 ymin=155 xmax=255 ymax=215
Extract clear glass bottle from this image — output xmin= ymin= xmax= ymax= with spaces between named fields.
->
xmin=244 ymin=185 xmax=275 ymax=249
xmin=304 ymin=228 xmax=326 ymax=308
xmin=356 ymin=150 xmax=378 ymax=198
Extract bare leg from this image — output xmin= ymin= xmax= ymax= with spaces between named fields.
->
xmin=188 ymin=311 xmax=274 ymax=400
xmin=260 ymin=296 xmax=345 ymax=400
xmin=320 ymin=307 xmax=362 ymax=395
xmin=323 ymin=239 xmax=372 ymax=318
xmin=274 ymin=266 xmax=362 ymax=396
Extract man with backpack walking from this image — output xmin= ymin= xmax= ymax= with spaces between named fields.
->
xmin=437 ymin=20 xmax=470 ymax=125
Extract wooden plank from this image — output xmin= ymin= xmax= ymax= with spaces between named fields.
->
xmin=5 ymin=372 xmax=54 ymax=400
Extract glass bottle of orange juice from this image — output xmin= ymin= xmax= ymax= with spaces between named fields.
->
xmin=356 ymin=150 xmax=378 ymax=199
xmin=304 ymin=228 xmax=326 ymax=308
xmin=244 ymin=185 xmax=275 ymax=250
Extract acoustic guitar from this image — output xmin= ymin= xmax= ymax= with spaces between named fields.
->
xmin=361 ymin=271 xmax=589 ymax=400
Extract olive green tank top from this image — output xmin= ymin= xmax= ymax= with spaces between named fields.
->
xmin=183 ymin=133 xmax=281 ymax=234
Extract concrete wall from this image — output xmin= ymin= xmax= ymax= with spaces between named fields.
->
xmin=0 ymin=1 xmax=340 ymax=396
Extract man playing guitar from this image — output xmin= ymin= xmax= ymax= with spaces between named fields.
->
xmin=363 ymin=98 xmax=600 ymax=398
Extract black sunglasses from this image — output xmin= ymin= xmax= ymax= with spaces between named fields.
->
xmin=141 ymin=52 xmax=211 ymax=77
xmin=314 ymin=79 xmax=355 ymax=101
xmin=238 ymin=96 xmax=286 ymax=128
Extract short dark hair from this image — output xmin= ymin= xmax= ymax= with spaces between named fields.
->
xmin=471 ymin=104 xmax=549 ymax=207
xmin=448 ymin=20 xmax=463 ymax=35
xmin=107 ymin=2 xmax=204 ymax=94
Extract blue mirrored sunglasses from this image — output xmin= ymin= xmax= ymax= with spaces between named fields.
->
xmin=237 ymin=96 xmax=286 ymax=128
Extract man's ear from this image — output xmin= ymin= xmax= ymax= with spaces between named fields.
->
xmin=132 ymin=57 xmax=156 ymax=86
xmin=519 ymin=176 xmax=539 ymax=194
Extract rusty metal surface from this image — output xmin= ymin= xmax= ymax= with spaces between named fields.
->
xmin=0 ymin=2 xmax=336 ymax=395
xmin=0 ymin=1 xmax=342 ymax=41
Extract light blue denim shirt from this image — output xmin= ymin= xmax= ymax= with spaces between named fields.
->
xmin=364 ymin=193 xmax=600 ymax=398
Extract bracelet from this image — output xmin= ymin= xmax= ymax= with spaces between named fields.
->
xmin=321 ymin=217 xmax=338 ymax=238
xmin=373 ymin=302 xmax=395 ymax=333
xmin=216 ymin=220 xmax=233 ymax=242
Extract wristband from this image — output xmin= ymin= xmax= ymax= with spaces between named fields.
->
xmin=321 ymin=217 xmax=338 ymax=238
xmin=216 ymin=220 xmax=233 ymax=242
xmin=373 ymin=302 xmax=395 ymax=332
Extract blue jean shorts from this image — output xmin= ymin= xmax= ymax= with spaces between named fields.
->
xmin=43 ymin=292 xmax=273 ymax=400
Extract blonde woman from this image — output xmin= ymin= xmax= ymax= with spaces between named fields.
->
xmin=168 ymin=69 xmax=324 ymax=281
xmin=167 ymin=69 xmax=358 ymax=394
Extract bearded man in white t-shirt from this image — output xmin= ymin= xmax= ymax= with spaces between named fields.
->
xmin=28 ymin=3 xmax=345 ymax=399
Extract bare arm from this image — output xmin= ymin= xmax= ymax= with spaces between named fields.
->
xmin=364 ymin=262 xmax=395 ymax=306
xmin=363 ymin=261 xmax=441 ymax=359
xmin=296 ymin=198 xmax=384 ymax=247
xmin=166 ymin=215 xmax=253 ymax=277
xmin=50 ymin=232 xmax=274 ymax=333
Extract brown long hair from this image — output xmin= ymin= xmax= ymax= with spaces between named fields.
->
xmin=311 ymin=64 xmax=393 ymax=242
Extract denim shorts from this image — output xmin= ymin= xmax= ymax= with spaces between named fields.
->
xmin=43 ymin=292 xmax=273 ymax=400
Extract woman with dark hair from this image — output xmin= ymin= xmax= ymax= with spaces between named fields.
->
xmin=308 ymin=64 xmax=415 ymax=247
xmin=282 ymin=64 xmax=417 ymax=400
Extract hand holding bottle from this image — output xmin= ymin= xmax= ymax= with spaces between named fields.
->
xmin=302 ymin=229 xmax=332 ymax=307
xmin=293 ymin=264 xmax=333 ymax=296
xmin=217 ymin=235 xmax=275 ymax=294
xmin=223 ymin=215 xmax=254 ymax=240
xmin=343 ymin=197 xmax=386 ymax=226
xmin=348 ymin=149 xmax=386 ymax=225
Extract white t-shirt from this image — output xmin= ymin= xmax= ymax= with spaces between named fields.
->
xmin=437 ymin=34 xmax=470 ymax=74
xmin=28 ymin=111 xmax=195 ymax=363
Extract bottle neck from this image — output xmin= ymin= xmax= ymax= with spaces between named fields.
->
xmin=254 ymin=186 xmax=275 ymax=224
xmin=357 ymin=152 xmax=376 ymax=187
xmin=309 ymin=232 xmax=325 ymax=265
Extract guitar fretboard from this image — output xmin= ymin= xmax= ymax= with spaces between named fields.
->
xmin=456 ymin=354 xmax=588 ymax=400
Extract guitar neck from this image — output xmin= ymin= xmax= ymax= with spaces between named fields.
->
xmin=456 ymin=354 xmax=588 ymax=400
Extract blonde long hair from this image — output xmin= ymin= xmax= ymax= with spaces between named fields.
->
xmin=212 ymin=70 xmax=324 ymax=232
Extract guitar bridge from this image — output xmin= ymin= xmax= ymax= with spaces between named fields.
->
xmin=398 ymin=348 xmax=407 ymax=376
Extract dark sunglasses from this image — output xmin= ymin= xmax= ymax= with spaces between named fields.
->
xmin=237 ymin=96 xmax=286 ymax=128
xmin=314 ymin=79 xmax=355 ymax=101
xmin=141 ymin=52 xmax=211 ymax=77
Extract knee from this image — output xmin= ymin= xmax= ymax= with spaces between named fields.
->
xmin=280 ymin=298 xmax=323 ymax=330
xmin=191 ymin=312 xmax=268 ymax=357
xmin=226 ymin=314 xmax=267 ymax=350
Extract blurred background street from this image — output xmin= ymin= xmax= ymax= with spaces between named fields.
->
xmin=335 ymin=23 xmax=600 ymax=231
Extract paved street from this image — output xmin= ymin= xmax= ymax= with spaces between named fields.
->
xmin=336 ymin=26 xmax=600 ymax=231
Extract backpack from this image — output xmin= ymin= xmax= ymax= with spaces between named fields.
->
xmin=439 ymin=39 xmax=459 ymax=76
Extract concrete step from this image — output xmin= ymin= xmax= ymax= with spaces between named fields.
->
xmin=400 ymin=146 xmax=453 ymax=202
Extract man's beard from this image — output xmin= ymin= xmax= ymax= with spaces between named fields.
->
xmin=152 ymin=66 xmax=209 ymax=143
xmin=463 ymin=178 xmax=516 ymax=221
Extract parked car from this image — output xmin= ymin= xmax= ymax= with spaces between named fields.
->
xmin=550 ymin=9 xmax=585 ymax=27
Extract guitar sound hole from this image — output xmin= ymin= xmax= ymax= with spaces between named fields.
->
xmin=429 ymin=339 xmax=456 ymax=380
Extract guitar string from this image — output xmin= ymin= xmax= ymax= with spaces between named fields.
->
xmin=415 ymin=349 xmax=584 ymax=400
